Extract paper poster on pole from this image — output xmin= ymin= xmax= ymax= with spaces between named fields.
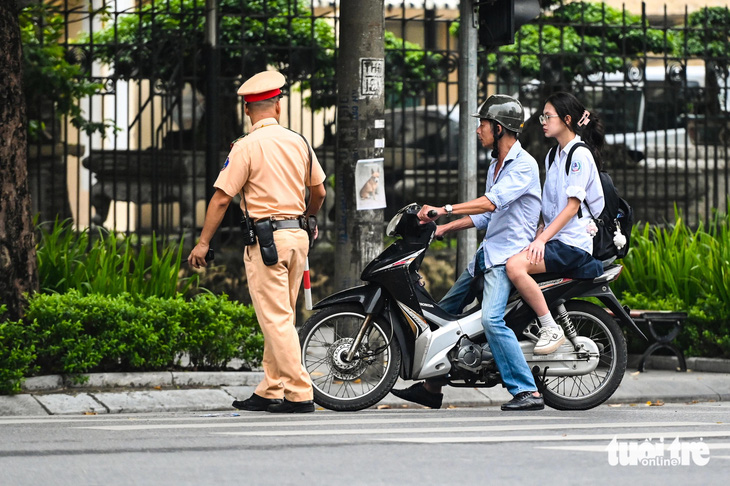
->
xmin=356 ymin=158 xmax=386 ymax=210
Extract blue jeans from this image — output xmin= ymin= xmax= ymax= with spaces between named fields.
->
xmin=439 ymin=267 xmax=478 ymax=314
xmin=438 ymin=253 xmax=537 ymax=396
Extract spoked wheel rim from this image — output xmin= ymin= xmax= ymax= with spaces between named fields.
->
xmin=541 ymin=309 xmax=618 ymax=401
xmin=302 ymin=311 xmax=392 ymax=402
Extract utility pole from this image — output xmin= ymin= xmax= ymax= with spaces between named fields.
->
xmin=334 ymin=1 xmax=385 ymax=290
xmin=457 ymin=0 xmax=479 ymax=273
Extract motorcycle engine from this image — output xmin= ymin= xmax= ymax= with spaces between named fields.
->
xmin=454 ymin=337 xmax=492 ymax=372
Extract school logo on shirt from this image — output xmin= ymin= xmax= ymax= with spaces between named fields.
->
xmin=571 ymin=160 xmax=582 ymax=173
xmin=221 ymin=158 xmax=229 ymax=171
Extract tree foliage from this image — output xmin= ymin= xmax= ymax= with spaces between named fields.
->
xmin=84 ymin=0 xmax=336 ymax=108
xmin=490 ymin=2 xmax=673 ymax=87
xmin=384 ymin=30 xmax=446 ymax=106
xmin=680 ymin=6 xmax=730 ymax=62
xmin=20 ymin=3 xmax=106 ymax=141
xmin=83 ymin=0 xmax=445 ymax=110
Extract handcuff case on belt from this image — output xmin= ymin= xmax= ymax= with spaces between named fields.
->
xmin=254 ymin=219 xmax=278 ymax=266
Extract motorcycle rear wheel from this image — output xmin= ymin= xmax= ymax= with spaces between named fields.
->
xmin=539 ymin=300 xmax=627 ymax=411
xmin=299 ymin=304 xmax=402 ymax=411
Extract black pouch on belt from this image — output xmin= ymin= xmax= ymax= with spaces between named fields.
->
xmin=254 ymin=219 xmax=278 ymax=266
xmin=306 ymin=215 xmax=317 ymax=249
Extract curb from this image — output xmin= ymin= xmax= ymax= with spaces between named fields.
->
xmin=3 ymin=362 xmax=729 ymax=416
xmin=21 ymin=371 xmax=266 ymax=393
xmin=627 ymin=355 xmax=730 ymax=373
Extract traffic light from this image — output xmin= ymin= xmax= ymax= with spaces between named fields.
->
xmin=478 ymin=0 xmax=541 ymax=48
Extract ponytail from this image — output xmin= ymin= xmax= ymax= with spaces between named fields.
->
xmin=545 ymin=92 xmax=606 ymax=170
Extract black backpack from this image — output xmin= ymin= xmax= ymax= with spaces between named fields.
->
xmin=548 ymin=143 xmax=634 ymax=260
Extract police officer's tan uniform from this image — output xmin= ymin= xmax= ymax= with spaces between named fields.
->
xmin=188 ymin=71 xmax=325 ymax=412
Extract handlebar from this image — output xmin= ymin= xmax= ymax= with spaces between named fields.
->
xmin=426 ymin=209 xmax=444 ymax=241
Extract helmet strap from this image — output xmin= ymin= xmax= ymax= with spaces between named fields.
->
xmin=491 ymin=121 xmax=504 ymax=159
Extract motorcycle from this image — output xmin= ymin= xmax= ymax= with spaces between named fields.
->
xmin=299 ymin=203 xmax=644 ymax=411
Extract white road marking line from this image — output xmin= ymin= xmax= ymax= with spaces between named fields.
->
xmin=212 ymin=421 xmax=715 ymax=437
xmin=538 ymin=442 xmax=730 ymax=453
xmin=0 ymin=409 xmax=472 ymax=426
xmin=380 ymin=430 xmax=730 ymax=444
xmin=77 ymin=415 xmax=571 ymax=431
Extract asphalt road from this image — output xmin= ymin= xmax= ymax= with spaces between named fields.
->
xmin=1 ymin=402 xmax=729 ymax=485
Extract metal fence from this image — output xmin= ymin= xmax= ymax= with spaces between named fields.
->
xmin=25 ymin=0 xmax=730 ymax=243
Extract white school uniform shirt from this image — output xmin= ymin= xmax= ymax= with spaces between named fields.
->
xmin=542 ymin=135 xmax=605 ymax=255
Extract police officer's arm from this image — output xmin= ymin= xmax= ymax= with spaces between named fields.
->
xmin=306 ymin=183 xmax=326 ymax=218
xmin=187 ymin=189 xmax=233 ymax=268
xmin=305 ymin=182 xmax=326 ymax=240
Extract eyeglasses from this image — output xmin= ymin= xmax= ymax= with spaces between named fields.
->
xmin=539 ymin=114 xmax=559 ymax=125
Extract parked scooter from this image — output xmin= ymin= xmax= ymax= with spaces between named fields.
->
xmin=299 ymin=204 xmax=644 ymax=411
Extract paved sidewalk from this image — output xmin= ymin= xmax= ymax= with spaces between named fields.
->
xmin=1 ymin=365 xmax=729 ymax=416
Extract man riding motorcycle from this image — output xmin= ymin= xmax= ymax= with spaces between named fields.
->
xmin=391 ymin=94 xmax=545 ymax=411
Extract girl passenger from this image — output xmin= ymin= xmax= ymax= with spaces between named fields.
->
xmin=505 ymin=92 xmax=606 ymax=355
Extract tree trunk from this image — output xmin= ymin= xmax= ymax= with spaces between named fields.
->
xmin=0 ymin=0 xmax=38 ymax=320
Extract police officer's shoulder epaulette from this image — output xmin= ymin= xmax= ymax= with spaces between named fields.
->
xmin=230 ymin=134 xmax=247 ymax=149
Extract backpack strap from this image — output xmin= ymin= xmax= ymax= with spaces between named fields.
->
xmin=564 ymin=142 xmax=590 ymax=175
xmin=547 ymin=145 xmax=559 ymax=170
xmin=564 ymin=142 xmax=591 ymax=219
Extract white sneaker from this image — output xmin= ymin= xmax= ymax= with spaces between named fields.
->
xmin=533 ymin=326 xmax=566 ymax=355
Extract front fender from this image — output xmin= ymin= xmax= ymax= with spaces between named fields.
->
xmin=313 ymin=283 xmax=384 ymax=315
xmin=313 ymin=285 xmax=414 ymax=378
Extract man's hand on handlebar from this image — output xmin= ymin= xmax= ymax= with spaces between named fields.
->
xmin=417 ymin=204 xmax=441 ymax=223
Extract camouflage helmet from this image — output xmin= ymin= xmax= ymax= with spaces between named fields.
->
xmin=471 ymin=94 xmax=525 ymax=133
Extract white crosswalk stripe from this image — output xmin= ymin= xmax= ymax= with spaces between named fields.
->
xmin=5 ymin=409 xmax=730 ymax=452
xmin=381 ymin=430 xmax=730 ymax=444
xmin=77 ymin=414 xmax=571 ymax=431
xmin=213 ymin=421 xmax=719 ymax=438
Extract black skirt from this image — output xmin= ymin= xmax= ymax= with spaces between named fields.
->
xmin=544 ymin=239 xmax=603 ymax=279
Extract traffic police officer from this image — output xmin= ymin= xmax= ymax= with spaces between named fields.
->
xmin=188 ymin=70 xmax=326 ymax=414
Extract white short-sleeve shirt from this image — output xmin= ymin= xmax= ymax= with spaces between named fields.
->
xmin=542 ymin=135 xmax=605 ymax=254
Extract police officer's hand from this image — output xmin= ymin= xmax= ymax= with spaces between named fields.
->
xmin=418 ymin=205 xmax=440 ymax=223
xmin=435 ymin=225 xmax=448 ymax=238
xmin=188 ymin=243 xmax=210 ymax=269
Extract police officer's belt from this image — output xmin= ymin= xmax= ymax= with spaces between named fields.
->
xmin=270 ymin=219 xmax=305 ymax=230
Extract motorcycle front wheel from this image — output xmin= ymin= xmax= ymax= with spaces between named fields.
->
xmin=539 ymin=300 xmax=628 ymax=411
xmin=299 ymin=304 xmax=402 ymax=411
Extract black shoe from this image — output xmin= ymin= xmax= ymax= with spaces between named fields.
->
xmin=390 ymin=382 xmax=443 ymax=409
xmin=267 ymin=398 xmax=315 ymax=414
xmin=501 ymin=391 xmax=545 ymax=411
xmin=232 ymin=394 xmax=283 ymax=411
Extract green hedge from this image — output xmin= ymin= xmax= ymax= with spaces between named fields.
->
xmin=0 ymin=306 xmax=36 ymax=394
xmin=0 ymin=292 xmax=263 ymax=394
xmin=615 ymin=207 xmax=730 ymax=358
